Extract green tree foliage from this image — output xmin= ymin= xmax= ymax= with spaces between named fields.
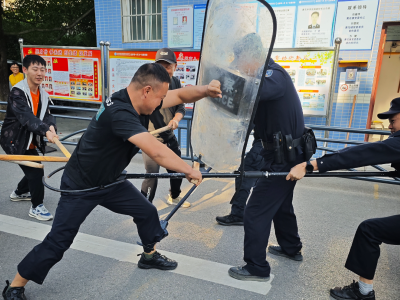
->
xmin=0 ymin=0 xmax=96 ymax=104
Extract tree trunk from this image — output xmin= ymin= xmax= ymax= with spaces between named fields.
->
xmin=0 ymin=3 xmax=10 ymax=120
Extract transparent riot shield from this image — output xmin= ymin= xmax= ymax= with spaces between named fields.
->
xmin=191 ymin=0 xmax=276 ymax=172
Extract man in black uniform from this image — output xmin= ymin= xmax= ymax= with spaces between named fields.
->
xmin=287 ymin=97 xmax=400 ymax=300
xmin=228 ymin=49 xmax=306 ymax=281
xmin=216 ymin=127 xmax=263 ymax=226
xmin=2 ymin=63 xmax=222 ymax=300
xmin=141 ymin=48 xmax=189 ymax=207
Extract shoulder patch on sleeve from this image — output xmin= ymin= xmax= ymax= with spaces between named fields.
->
xmin=266 ymin=70 xmax=273 ymax=77
xmin=96 ymin=103 xmax=105 ymax=121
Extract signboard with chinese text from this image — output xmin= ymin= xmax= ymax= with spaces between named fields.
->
xmin=108 ymin=49 xmax=200 ymax=109
xmin=333 ymin=0 xmax=379 ymax=50
xmin=272 ymin=50 xmax=335 ymax=116
xmin=167 ymin=5 xmax=194 ymax=48
xmin=22 ymin=47 xmax=102 ymax=102
xmin=193 ymin=4 xmax=206 ymax=49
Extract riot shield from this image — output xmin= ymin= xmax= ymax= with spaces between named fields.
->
xmin=191 ymin=0 xmax=277 ymax=172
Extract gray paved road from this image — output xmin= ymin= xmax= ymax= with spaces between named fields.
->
xmin=0 ymin=145 xmax=399 ymax=299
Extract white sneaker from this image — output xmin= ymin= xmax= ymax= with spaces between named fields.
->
xmin=167 ymin=195 xmax=191 ymax=208
xmin=29 ymin=204 xmax=53 ymax=221
xmin=10 ymin=190 xmax=31 ymax=201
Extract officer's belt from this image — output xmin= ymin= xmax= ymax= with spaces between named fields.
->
xmin=261 ymin=137 xmax=303 ymax=150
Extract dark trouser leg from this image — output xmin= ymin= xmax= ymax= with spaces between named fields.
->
xmin=230 ymin=140 xmax=264 ymax=218
xmin=17 ymin=149 xmax=44 ymax=208
xmin=17 ymin=174 xmax=98 ymax=284
xmin=141 ymin=152 xmax=160 ymax=202
xmin=243 ymin=156 xmax=302 ymax=277
xmin=165 ymin=137 xmax=182 ymax=199
xmin=100 ymin=181 xmax=165 ymax=246
xmin=345 ymin=215 xmax=400 ymax=280
xmin=272 ymin=187 xmax=302 ymax=256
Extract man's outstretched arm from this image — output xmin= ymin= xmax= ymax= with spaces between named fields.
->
xmin=128 ymin=132 xmax=202 ymax=185
xmin=162 ymin=80 xmax=222 ymax=109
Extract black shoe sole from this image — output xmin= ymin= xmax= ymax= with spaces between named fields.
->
xmin=268 ymin=247 xmax=303 ymax=261
xmin=216 ymin=220 xmax=244 ymax=226
xmin=138 ymin=261 xmax=178 ymax=270
xmin=228 ymin=269 xmax=270 ymax=282
xmin=329 ymin=292 xmax=350 ymax=300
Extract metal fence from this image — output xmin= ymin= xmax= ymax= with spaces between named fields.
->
xmin=1 ymin=102 xmax=398 ymax=185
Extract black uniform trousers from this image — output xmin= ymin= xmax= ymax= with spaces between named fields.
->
xmin=244 ymin=154 xmax=303 ymax=277
xmin=18 ymin=173 xmax=165 ymax=284
xmin=141 ymin=136 xmax=182 ymax=202
xmin=345 ymin=215 xmax=400 ymax=280
xmin=230 ymin=139 xmax=264 ymax=218
xmin=16 ymin=149 xmax=44 ymax=208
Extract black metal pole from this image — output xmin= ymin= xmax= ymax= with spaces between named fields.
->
xmin=163 ymin=167 xmax=212 ymax=225
xmin=125 ymin=170 xmax=399 ymax=179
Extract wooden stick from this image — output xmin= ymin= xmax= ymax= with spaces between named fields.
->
xmin=0 ymin=154 xmax=69 ymax=162
xmin=53 ymin=137 xmax=71 ymax=158
xmin=7 ymin=160 xmax=44 ymax=169
xmin=345 ymin=95 xmax=357 ymax=147
xmin=150 ymin=126 xmax=172 ymax=136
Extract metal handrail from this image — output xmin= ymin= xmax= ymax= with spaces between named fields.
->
xmin=307 ymin=124 xmax=391 ymax=135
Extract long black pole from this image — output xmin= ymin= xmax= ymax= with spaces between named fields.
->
xmin=125 ymin=170 xmax=399 ymax=179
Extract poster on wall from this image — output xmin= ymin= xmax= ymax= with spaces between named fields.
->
xmin=167 ymin=5 xmax=194 ymax=48
xmin=193 ymin=4 xmax=206 ymax=49
xmin=259 ymin=6 xmax=296 ymax=48
xmin=333 ymin=0 xmax=379 ymax=50
xmin=272 ymin=50 xmax=335 ymax=116
xmin=108 ymin=50 xmax=200 ymax=109
xmin=22 ymin=47 xmax=102 ymax=102
xmin=338 ymin=81 xmax=360 ymax=97
xmin=295 ymin=4 xmax=336 ymax=47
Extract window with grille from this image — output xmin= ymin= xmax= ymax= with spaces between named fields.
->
xmin=121 ymin=0 xmax=162 ymax=42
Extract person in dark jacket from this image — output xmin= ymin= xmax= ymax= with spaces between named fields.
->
xmin=287 ymin=97 xmax=400 ymax=300
xmin=0 ymin=55 xmax=58 ymax=221
xmin=141 ymin=48 xmax=189 ymax=207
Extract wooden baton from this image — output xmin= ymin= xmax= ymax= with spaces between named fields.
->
xmin=0 ymin=155 xmax=69 ymax=162
xmin=150 ymin=125 xmax=172 ymax=136
xmin=7 ymin=160 xmax=44 ymax=169
xmin=53 ymin=137 xmax=71 ymax=158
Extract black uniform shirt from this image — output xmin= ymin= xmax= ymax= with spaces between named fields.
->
xmin=254 ymin=59 xmax=305 ymax=146
xmin=64 ymin=88 xmax=162 ymax=189
xmin=317 ymin=130 xmax=400 ymax=172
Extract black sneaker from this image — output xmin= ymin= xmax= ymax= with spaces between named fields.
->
xmin=216 ymin=214 xmax=244 ymax=226
xmin=330 ymin=281 xmax=375 ymax=300
xmin=268 ymin=245 xmax=303 ymax=261
xmin=228 ymin=265 xmax=270 ymax=282
xmin=137 ymin=251 xmax=178 ymax=270
xmin=2 ymin=280 xmax=27 ymax=300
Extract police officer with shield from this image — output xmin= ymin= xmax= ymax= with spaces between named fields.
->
xmin=228 ymin=33 xmax=316 ymax=281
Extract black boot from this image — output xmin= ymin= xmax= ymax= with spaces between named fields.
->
xmin=330 ymin=281 xmax=375 ymax=300
xmin=268 ymin=245 xmax=303 ymax=261
xmin=216 ymin=214 xmax=244 ymax=226
xmin=2 ymin=280 xmax=27 ymax=300
xmin=137 ymin=252 xmax=178 ymax=270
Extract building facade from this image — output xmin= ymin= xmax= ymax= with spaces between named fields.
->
xmin=94 ymin=0 xmax=400 ymax=150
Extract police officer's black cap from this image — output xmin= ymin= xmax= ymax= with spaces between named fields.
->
xmin=377 ymin=97 xmax=400 ymax=119
xmin=155 ymin=48 xmax=177 ymax=64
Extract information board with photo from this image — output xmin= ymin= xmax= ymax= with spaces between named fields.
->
xmin=22 ymin=47 xmax=102 ymax=102
xmin=167 ymin=5 xmax=194 ymax=48
xmin=272 ymin=50 xmax=335 ymax=116
xmin=108 ymin=50 xmax=200 ymax=109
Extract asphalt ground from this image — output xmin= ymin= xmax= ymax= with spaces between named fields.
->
xmin=0 ymin=141 xmax=399 ymax=300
